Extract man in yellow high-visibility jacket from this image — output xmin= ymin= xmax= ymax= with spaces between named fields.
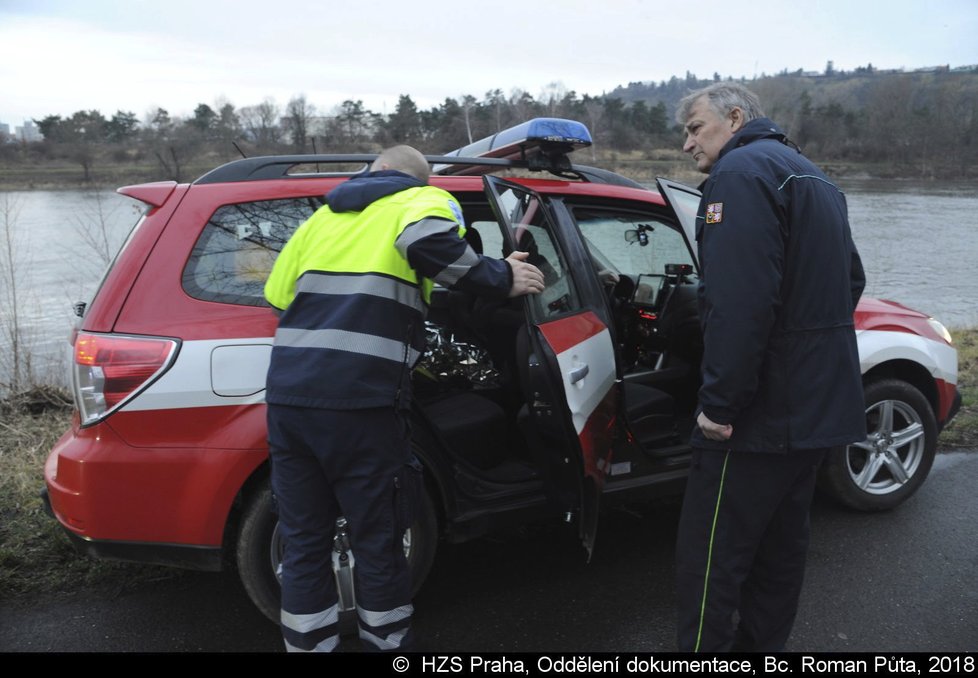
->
xmin=264 ymin=145 xmax=544 ymax=652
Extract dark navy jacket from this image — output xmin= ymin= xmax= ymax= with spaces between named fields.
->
xmin=692 ymin=118 xmax=867 ymax=452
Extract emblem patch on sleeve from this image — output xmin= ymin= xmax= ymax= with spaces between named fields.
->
xmin=448 ymin=199 xmax=466 ymax=229
xmin=705 ymin=202 xmax=723 ymax=224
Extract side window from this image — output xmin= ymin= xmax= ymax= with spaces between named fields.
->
xmin=469 ymin=220 xmax=506 ymax=259
xmin=183 ymin=198 xmax=318 ymax=306
xmin=491 ymin=184 xmax=580 ymax=321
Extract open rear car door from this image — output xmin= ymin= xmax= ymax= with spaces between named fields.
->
xmin=484 ymin=176 xmax=618 ymax=557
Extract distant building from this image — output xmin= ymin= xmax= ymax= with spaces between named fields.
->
xmin=0 ymin=121 xmax=10 ymax=140
xmin=14 ymin=119 xmax=42 ymax=143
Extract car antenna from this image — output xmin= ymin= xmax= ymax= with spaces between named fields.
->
xmin=232 ymin=141 xmax=248 ymax=159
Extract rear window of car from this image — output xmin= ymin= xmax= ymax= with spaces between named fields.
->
xmin=182 ymin=198 xmax=319 ymax=306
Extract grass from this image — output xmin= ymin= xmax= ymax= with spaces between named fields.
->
xmin=0 ymin=387 xmax=182 ymax=600
xmin=938 ymin=328 xmax=978 ymax=448
xmin=1 ymin=332 xmax=976 ymax=599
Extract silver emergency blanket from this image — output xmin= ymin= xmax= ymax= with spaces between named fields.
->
xmin=416 ymin=322 xmax=500 ymax=388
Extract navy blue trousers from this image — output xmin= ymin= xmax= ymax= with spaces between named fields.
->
xmin=267 ymin=404 xmax=418 ymax=652
xmin=675 ymin=447 xmax=827 ymax=652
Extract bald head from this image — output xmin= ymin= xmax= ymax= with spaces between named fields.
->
xmin=371 ymin=145 xmax=430 ymax=183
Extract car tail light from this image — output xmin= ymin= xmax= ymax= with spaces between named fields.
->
xmin=73 ymin=332 xmax=179 ymax=426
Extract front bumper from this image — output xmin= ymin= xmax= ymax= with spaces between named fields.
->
xmin=938 ymin=388 xmax=962 ymax=433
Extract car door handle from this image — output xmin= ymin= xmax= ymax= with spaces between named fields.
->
xmin=568 ymin=364 xmax=589 ymax=384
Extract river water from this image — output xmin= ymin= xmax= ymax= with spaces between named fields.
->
xmin=0 ymin=179 xmax=976 ymax=388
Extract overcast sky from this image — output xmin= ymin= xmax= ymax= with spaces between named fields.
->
xmin=1 ymin=0 xmax=976 ymax=126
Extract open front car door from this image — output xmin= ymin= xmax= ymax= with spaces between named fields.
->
xmin=484 ymin=175 xmax=618 ymax=557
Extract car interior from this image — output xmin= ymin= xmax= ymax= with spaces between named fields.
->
xmin=416 ymin=195 xmax=703 ymax=492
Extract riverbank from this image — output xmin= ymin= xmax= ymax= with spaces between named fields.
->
xmin=0 ymin=150 xmax=693 ymax=191
xmin=1 ymin=149 xmax=972 ymax=191
xmin=0 ymin=387 xmax=183 ymax=600
xmin=0 ymin=160 xmax=211 ymax=191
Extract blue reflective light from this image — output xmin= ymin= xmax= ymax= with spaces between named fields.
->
xmin=500 ymin=118 xmax=592 ymax=147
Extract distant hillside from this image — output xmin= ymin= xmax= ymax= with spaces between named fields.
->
xmin=610 ymin=65 xmax=978 ymax=176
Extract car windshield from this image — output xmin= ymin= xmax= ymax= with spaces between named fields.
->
xmin=572 ymin=209 xmax=695 ymax=278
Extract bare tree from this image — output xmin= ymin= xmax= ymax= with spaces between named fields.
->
xmin=0 ymin=194 xmax=34 ymax=391
xmin=71 ymin=186 xmax=129 ymax=271
xmin=240 ymin=98 xmax=282 ymax=150
xmin=539 ymin=81 xmax=568 ymax=116
xmin=485 ymin=89 xmax=507 ymax=132
xmin=582 ymin=98 xmax=604 ymax=162
xmin=461 ymin=95 xmax=477 ymax=144
xmin=509 ymin=88 xmax=538 ymax=122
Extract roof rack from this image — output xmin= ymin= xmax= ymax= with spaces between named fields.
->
xmin=194 ymin=154 xmax=522 ymax=185
xmin=194 ymin=154 xmax=645 ymax=190
xmin=195 ymin=154 xmax=371 ymax=185
xmin=192 ymin=118 xmax=645 ymax=189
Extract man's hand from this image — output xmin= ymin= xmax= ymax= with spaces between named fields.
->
xmin=697 ymin=411 xmax=733 ymax=441
xmin=506 ymin=250 xmax=545 ymax=297
xmin=596 ymin=268 xmax=620 ymax=286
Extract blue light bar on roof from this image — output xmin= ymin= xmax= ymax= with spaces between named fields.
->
xmin=439 ymin=117 xmax=592 ymax=163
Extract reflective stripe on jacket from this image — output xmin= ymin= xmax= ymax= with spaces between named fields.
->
xmin=264 ymin=176 xmax=510 ymax=409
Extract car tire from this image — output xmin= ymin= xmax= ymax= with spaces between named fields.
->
xmin=236 ymin=475 xmax=439 ymax=624
xmin=821 ymin=378 xmax=937 ymax=511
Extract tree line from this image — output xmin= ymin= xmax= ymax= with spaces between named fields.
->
xmin=613 ymin=67 xmax=978 ymax=177
xmin=2 ymin=66 xmax=976 ymax=183
xmin=0 ymin=87 xmax=671 ymax=184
